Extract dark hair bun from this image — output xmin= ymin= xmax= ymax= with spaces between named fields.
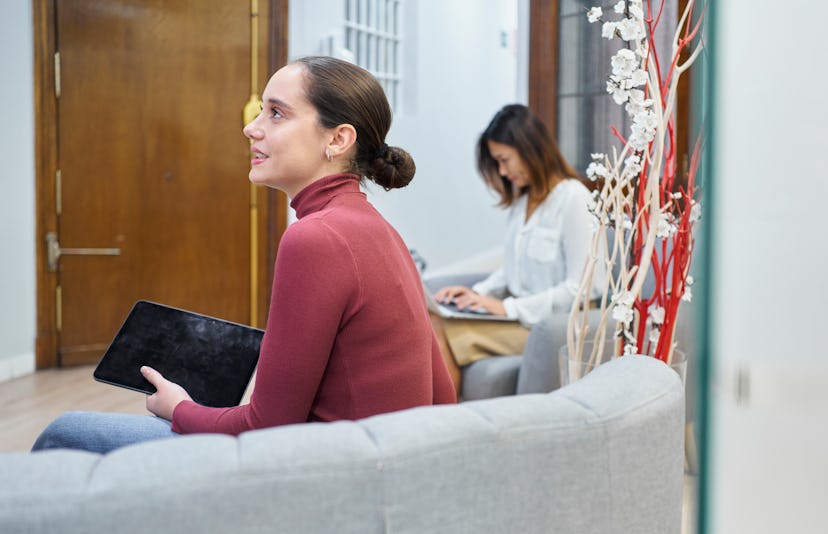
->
xmin=368 ymin=145 xmax=416 ymax=190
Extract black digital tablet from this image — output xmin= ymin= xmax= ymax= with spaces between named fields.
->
xmin=93 ymin=300 xmax=263 ymax=408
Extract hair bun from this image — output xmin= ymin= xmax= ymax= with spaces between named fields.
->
xmin=369 ymin=145 xmax=416 ymax=190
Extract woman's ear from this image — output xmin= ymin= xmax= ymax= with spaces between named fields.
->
xmin=327 ymin=124 xmax=357 ymax=160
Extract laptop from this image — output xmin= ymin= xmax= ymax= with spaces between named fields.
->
xmin=93 ymin=300 xmax=263 ymax=408
xmin=422 ymin=282 xmax=516 ymax=322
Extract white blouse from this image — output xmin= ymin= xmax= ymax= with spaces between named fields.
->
xmin=472 ymin=179 xmax=606 ymax=327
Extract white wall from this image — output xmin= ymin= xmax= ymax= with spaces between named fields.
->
xmin=0 ymin=0 xmax=36 ymax=381
xmin=710 ymin=1 xmax=828 ymax=532
xmin=290 ymin=0 xmax=525 ymax=274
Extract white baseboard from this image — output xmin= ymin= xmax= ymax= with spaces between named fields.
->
xmin=0 ymin=352 xmax=35 ymax=383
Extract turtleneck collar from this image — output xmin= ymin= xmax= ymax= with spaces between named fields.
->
xmin=290 ymin=173 xmax=362 ymax=219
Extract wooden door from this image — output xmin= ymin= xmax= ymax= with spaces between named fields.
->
xmin=41 ymin=0 xmax=275 ymax=366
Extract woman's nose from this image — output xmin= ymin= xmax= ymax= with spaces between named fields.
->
xmin=243 ymin=119 xmax=261 ymax=140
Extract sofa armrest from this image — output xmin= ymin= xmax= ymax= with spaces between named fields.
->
xmin=461 ymin=355 xmax=522 ymax=400
xmin=516 ymin=308 xmax=607 ymax=394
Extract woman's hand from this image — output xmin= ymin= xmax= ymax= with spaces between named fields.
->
xmin=141 ymin=366 xmax=193 ymax=421
xmin=435 ymin=285 xmax=471 ymax=304
xmin=435 ymin=286 xmax=507 ymax=316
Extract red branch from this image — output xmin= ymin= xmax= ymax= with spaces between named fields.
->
xmin=613 ymin=0 xmax=703 ymax=361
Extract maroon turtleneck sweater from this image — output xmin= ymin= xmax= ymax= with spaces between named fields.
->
xmin=172 ymin=174 xmax=456 ymax=435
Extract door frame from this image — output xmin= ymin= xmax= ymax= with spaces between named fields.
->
xmin=528 ymin=0 xmax=559 ymax=137
xmin=33 ymin=0 xmax=289 ymax=369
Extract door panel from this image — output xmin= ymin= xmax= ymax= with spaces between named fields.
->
xmin=56 ymin=0 xmax=254 ymax=365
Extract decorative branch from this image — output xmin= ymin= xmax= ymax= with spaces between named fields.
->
xmin=569 ymin=0 xmax=704 ymax=368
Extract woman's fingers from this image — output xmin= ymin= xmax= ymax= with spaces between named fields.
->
xmin=435 ymin=286 xmax=470 ymax=303
xmin=434 ymin=287 xmax=507 ymax=315
xmin=453 ymin=291 xmax=481 ymax=310
xmin=140 ymin=366 xmax=163 ymax=386
xmin=141 ymin=366 xmax=192 ymax=421
xmin=454 ymin=294 xmax=506 ymax=316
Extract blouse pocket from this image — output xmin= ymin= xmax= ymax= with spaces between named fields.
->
xmin=526 ymin=228 xmax=562 ymax=263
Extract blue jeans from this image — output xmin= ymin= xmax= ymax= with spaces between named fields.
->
xmin=31 ymin=411 xmax=179 ymax=454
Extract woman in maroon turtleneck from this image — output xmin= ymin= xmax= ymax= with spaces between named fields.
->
xmin=32 ymin=57 xmax=455 ymax=453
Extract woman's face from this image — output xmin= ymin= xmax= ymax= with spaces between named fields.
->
xmin=243 ymin=64 xmax=332 ymax=197
xmin=487 ymin=140 xmax=531 ymax=190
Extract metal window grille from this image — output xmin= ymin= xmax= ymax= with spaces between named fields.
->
xmin=344 ymin=0 xmax=404 ymax=111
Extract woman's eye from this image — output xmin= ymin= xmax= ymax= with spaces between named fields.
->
xmin=270 ymin=107 xmax=283 ymax=119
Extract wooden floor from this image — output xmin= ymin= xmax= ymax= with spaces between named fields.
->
xmin=0 ymin=366 xmax=697 ymax=533
xmin=0 ymin=365 xmax=147 ymax=452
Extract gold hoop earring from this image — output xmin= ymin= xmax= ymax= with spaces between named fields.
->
xmin=325 ymin=148 xmax=333 ymax=162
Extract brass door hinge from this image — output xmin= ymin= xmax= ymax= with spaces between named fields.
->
xmin=54 ymin=52 xmax=61 ymax=98
xmin=55 ymin=285 xmax=62 ymax=332
xmin=55 ymin=169 xmax=62 ymax=216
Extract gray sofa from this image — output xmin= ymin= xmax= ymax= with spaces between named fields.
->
xmin=0 ymin=356 xmax=684 ymax=534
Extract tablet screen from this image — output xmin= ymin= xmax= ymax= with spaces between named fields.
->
xmin=93 ymin=300 xmax=263 ymax=408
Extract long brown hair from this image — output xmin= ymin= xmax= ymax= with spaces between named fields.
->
xmin=294 ymin=56 xmax=415 ymax=190
xmin=477 ymin=104 xmax=578 ymax=206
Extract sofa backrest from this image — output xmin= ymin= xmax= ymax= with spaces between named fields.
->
xmin=0 ymin=355 xmax=684 ymax=534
